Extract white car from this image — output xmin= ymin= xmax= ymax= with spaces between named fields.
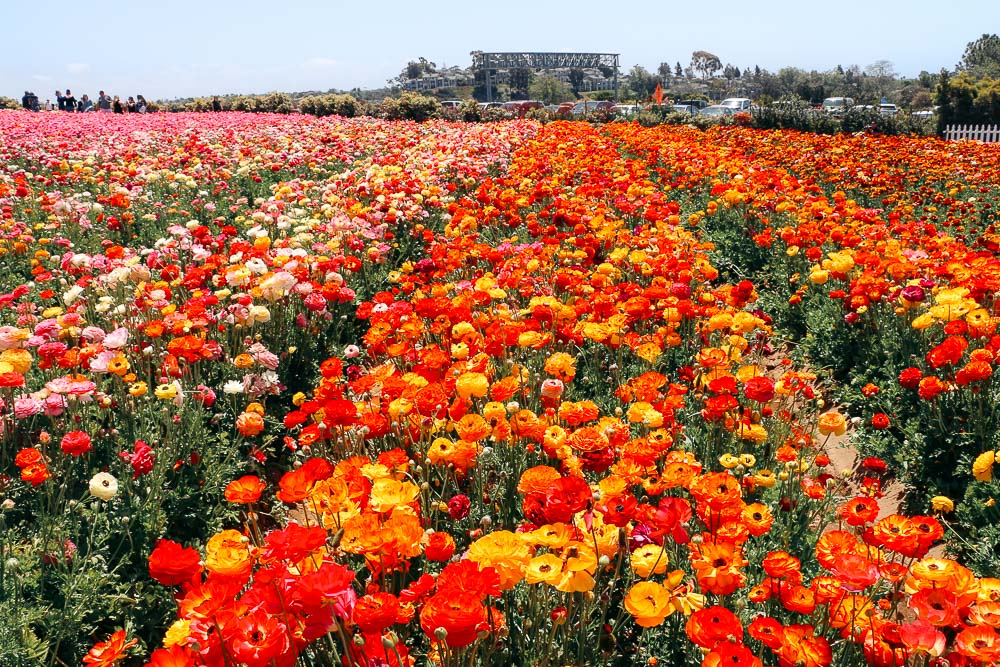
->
xmin=719 ymin=98 xmax=752 ymax=112
xmin=879 ymin=103 xmax=898 ymax=117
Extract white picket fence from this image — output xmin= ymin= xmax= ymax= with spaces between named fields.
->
xmin=943 ymin=124 xmax=1000 ymax=142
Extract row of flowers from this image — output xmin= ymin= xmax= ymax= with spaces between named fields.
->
xmin=1 ymin=111 xmax=998 ymax=666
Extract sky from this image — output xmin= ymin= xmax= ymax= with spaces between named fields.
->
xmin=2 ymin=0 xmax=996 ymax=101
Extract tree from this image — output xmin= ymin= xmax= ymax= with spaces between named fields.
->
xmin=675 ymin=62 xmax=684 ymax=78
xmin=627 ymin=65 xmax=659 ymax=101
xmin=958 ymin=34 xmax=1000 ymax=79
xmin=529 ymin=74 xmax=573 ymax=104
xmin=568 ymin=68 xmax=585 ymax=95
xmin=509 ymin=67 xmax=534 ymax=99
xmin=657 ymin=62 xmax=673 ymax=83
xmin=865 ymin=60 xmax=896 ymax=99
xmin=399 ymin=57 xmax=437 ymax=82
xmin=691 ymin=51 xmax=722 ymax=80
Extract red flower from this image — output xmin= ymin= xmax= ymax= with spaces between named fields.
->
xmin=448 ymin=494 xmax=471 ymax=520
xmin=870 ymin=413 xmax=890 ymax=430
xmin=420 ymin=591 xmax=488 ymax=648
xmin=686 ymin=606 xmax=743 ymax=649
xmin=743 ymin=376 xmax=775 ymax=403
xmin=120 ymin=440 xmax=154 ymax=479
xmin=898 ymin=367 xmax=923 ymax=389
xmin=226 ymin=609 xmax=291 ymax=666
xmin=261 ymin=523 xmax=328 ymax=563
xmin=148 ymin=539 xmax=203 ymax=587
xmin=60 ymin=430 xmax=92 ymax=456
xmin=146 ymin=645 xmax=197 ymax=667
xmin=353 ymin=592 xmax=401 ymax=633
xmin=424 ymin=531 xmax=456 ymax=562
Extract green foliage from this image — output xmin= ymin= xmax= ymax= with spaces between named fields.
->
xmin=935 ymin=71 xmax=1000 ymax=129
xmin=377 ymin=92 xmax=442 ymax=121
xmin=957 ymin=33 xmax=1000 ymax=79
xmin=0 ymin=97 xmax=22 ymax=110
xmin=529 ymin=74 xmax=573 ymax=105
xmin=299 ymin=93 xmax=365 ymax=117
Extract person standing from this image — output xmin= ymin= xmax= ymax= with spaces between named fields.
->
xmin=97 ymin=91 xmax=112 ymax=113
xmin=21 ymin=91 xmax=30 ymax=109
xmin=56 ymin=90 xmax=65 ymax=111
xmin=63 ymin=90 xmax=76 ymax=111
xmin=212 ymin=96 xmax=222 ymax=112
xmin=136 ymin=95 xmax=148 ymax=113
xmin=79 ymin=95 xmax=94 ymax=112
xmin=112 ymin=96 xmax=124 ymax=114
xmin=126 ymin=96 xmax=136 ymax=113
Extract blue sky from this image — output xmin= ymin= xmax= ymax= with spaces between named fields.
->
xmin=2 ymin=0 xmax=995 ymax=101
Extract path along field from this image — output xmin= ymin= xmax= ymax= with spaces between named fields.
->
xmin=1 ymin=111 xmax=999 ymax=667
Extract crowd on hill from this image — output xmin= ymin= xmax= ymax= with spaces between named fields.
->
xmin=20 ymin=89 xmax=148 ymax=113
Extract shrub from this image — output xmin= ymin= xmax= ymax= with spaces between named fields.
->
xmin=299 ymin=93 xmax=364 ymax=118
xmin=377 ymin=92 xmax=442 ymax=121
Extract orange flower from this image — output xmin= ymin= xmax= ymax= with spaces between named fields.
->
xmin=817 ymin=412 xmax=846 ymax=436
xmin=204 ymin=529 xmax=253 ymax=578
xmin=224 ymin=475 xmax=266 ymax=504
xmin=235 ymin=411 xmax=265 ymax=437
xmin=83 ymin=630 xmax=137 ymax=667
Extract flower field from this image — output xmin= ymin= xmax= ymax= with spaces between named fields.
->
xmin=1 ymin=110 xmax=999 ymax=667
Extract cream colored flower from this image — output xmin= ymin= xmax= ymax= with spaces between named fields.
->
xmin=89 ymin=472 xmax=119 ymax=500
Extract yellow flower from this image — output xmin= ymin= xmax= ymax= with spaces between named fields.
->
xmin=630 ymin=544 xmax=668 ymax=578
xmin=368 ymin=478 xmax=420 ymax=513
xmin=455 ymin=372 xmax=489 ymax=400
xmin=972 ymin=450 xmax=995 ymax=482
xmin=154 ymin=382 xmax=178 ymax=400
xmin=525 ymin=553 xmax=564 ymax=585
xmin=930 ymin=496 xmax=954 ymax=513
xmin=624 ymin=581 xmax=673 ymax=627
xmin=468 ymin=531 xmax=531 ymax=590
xmin=128 ymin=382 xmax=148 ymax=397
xmin=718 ymin=453 xmax=740 ymax=469
xmin=754 ymin=469 xmax=777 ymax=488
xmin=739 ymin=423 xmax=768 ymax=445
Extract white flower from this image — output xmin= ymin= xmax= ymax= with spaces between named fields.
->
xmin=223 ymin=380 xmax=245 ymax=395
xmin=89 ymin=472 xmax=119 ymax=500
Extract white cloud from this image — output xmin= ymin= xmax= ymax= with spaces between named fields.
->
xmin=32 ymin=74 xmax=52 ymax=82
xmin=303 ymin=57 xmax=338 ymax=68
xmin=67 ymin=63 xmax=90 ymax=74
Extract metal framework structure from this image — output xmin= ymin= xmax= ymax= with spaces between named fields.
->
xmin=470 ymin=52 xmax=620 ymax=102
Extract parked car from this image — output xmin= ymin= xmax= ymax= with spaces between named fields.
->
xmin=672 ymin=104 xmax=698 ymax=115
xmin=614 ymin=104 xmax=641 ymax=116
xmin=699 ymin=105 xmax=735 ymax=118
xmin=676 ymin=99 xmax=708 ymax=110
xmin=501 ymin=100 xmax=545 ymax=117
xmin=440 ymin=100 xmax=463 ymax=109
xmin=879 ymin=103 xmax=898 ymax=117
xmin=719 ymin=98 xmax=752 ymax=112
xmin=571 ymin=100 xmax=615 ymax=116
xmin=821 ymin=97 xmax=855 ymax=114
xmin=911 ymin=109 xmax=935 ymax=119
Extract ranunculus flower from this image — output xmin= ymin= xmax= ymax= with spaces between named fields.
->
xmin=60 ymin=430 xmax=92 ymax=456
xmin=147 ymin=539 xmax=203 ymax=588
xmin=89 ymin=472 xmax=119 ymax=500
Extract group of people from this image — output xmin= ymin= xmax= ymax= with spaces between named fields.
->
xmin=20 ymin=89 xmax=148 ymax=113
